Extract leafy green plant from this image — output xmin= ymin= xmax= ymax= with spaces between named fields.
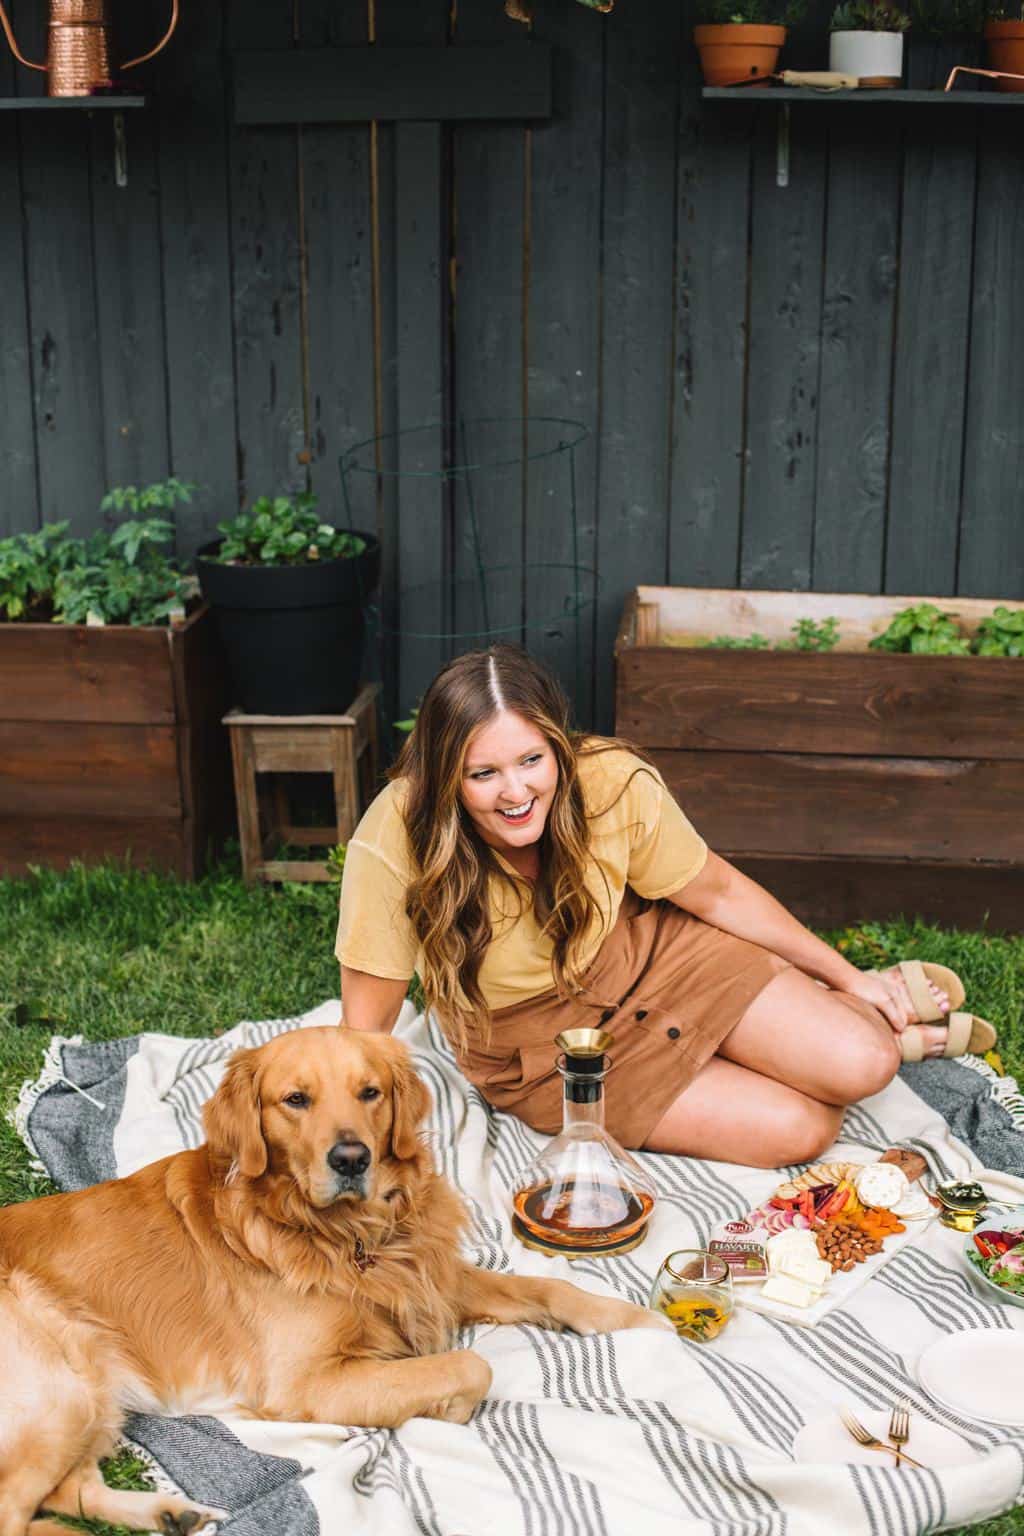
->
xmin=697 ymin=0 xmax=806 ymax=23
xmin=394 ymin=707 xmax=419 ymax=734
xmin=325 ymin=844 xmax=347 ymax=882
xmin=0 ymin=481 xmax=195 ymax=627
xmin=831 ymin=0 xmax=911 ymax=26
xmin=869 ymin=603 xmax=971 ymax=655
xmin=779 ymin=616 xmax=841 ymax=652
xmin=973 ymin=606 xmax=1024 ymax=657
xmin=0 ymin=523 xmax=78 ymax=621
xmin=706 ymin=633 xmax=771 ymax=649
xmin=214 ymin=493 xmax=366 ymax=567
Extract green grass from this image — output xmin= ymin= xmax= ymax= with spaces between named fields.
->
xmin=0 ymin=858 xmax=1022 ymax=1534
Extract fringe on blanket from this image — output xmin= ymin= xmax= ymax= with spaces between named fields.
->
xmin=11 ymin=1033 xmax=85 ymax=1178
xmin=955 ymin=1052 xmax=1024 ymax=1134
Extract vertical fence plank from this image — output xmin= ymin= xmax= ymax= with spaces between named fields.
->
xmin=299 ymin=0 xmax=375 ymax=523
xmin=812 ymin=111 xmax=899 ymax=594
xmin=225 ymin=0 xmax=306 ymax=508
xmin=525 ymin=0 xmax=603 ymax=728
xmin=594 ymin=0 xmax=681 ymax=732
xmin=886 ymin=94 xmax=976 ymax=597
xmin=18 ymin=125 xmax=106 ymax=529
xmin=393 ymin=120 xmax=448 ymax=716
xmin=958 ymin=121 xmax=1024 ymax=601
xmin=157 ymin=0 xmax=238 ymax=554
xmin=449 ymin=4 xmax=526 ymax=655
xmin=88 ymin=42 xmax=170 ymax=492
xmin=374 ymin=0 xmax=451 ymax=724
xmin=0 ymin=30 xmax=37 ymax=532
xmin=741 ymin=103 xmax=827 ymax=592
xmin=668 ymin=72 xmax=751 ymax=594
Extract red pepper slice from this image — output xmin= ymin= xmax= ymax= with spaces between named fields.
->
xmin=974 ymin=1234 xmax=997 ymax=1259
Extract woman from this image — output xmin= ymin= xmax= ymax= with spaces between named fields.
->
xmin=336 ymin=646 xmax=972 ymax=1168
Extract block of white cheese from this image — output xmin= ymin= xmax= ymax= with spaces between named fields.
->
xmin=766 ymin=1230 xmax=819 ymax=1273
xmin=777 ymin=1253 xmax=831 ymax=1288
xmin=761 ymin=1275 xmax=822 ymax=1308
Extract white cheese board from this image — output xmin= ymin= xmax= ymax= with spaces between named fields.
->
xmin=721 ymin=1148 xmax=936 ymax=1328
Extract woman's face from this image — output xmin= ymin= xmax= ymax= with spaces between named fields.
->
xmin=459 ymin=710 xmax=559 ymax=852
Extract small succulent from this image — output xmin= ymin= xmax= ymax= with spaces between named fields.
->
xmin=831 ymin=0 xmax=911 ymax=28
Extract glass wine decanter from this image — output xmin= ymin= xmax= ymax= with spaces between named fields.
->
xmin=510 ymin=1027 xmax=658 ymax=1258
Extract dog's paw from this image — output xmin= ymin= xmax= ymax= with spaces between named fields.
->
xmin=425 ymin=1349 xmax=492 ymax=1424
xmin=160 ymin=1503 xmax=229 ymax=1535
xmin=575 ymin=1295 xmax=673 ymax=1335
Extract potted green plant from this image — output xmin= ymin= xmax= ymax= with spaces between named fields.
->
xmin=693 ymin=0 xmax=805 ymax=86
xmin=196 ymin=492 xmax=380 ymax=716
xmin=829 ymin=0 xmax=911 ymax=81
xmin=0 ymin=480 xmax=233 ymax=879
xmin=984 ymin=0 xmax=1024 ymax=89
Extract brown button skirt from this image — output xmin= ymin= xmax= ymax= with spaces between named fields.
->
xmin=454 ymin=887 xmax=790 ymax=1149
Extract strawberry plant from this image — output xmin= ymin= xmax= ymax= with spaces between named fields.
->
xmin=214 ymin=493 xmax=366 ymax=567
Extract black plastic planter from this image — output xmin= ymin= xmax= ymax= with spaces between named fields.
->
xmin=196 ymin=534 xmax=380 ymax=715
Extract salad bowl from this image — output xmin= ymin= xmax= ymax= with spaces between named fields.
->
xmin=963 ymin=1204 xmax=1024 ymax=1309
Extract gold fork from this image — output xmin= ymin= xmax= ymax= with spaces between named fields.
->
xmin=888 ymin=1398 xmax=913 ymax=1465
xmin=840 ymin=1410 xmax=926 ymax=1469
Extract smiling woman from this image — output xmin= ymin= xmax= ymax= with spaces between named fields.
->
xmin=335 ymin=646 xmax=966 ymax=1168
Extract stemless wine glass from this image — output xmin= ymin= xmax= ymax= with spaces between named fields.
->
xmin=650 ymin=1249 xmax=734 ymax=1342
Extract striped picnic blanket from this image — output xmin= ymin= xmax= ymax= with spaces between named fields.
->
xmin=14 ymin=1000 xmax=1024 ymax=1536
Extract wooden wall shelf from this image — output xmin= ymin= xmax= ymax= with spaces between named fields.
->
xmin=702 ymin=86 xmax=1022 ymax=104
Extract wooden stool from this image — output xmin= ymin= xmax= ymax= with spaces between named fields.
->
xmin=224 ymin=683 xmax=379 ymax=884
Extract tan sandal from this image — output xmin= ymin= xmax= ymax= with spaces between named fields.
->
xmin=899 ymin=1010 xmax=998 ymax=1063
xmin=870 ymin=959 xmax=966 ymax=1022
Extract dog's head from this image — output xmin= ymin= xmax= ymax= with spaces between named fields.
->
xmin=202 ymin=1027 xmax=431 ymax=1208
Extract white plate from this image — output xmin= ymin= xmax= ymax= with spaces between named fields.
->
xmin=917 ymin=1329 xmax=1024 ymax=1427
xmin=794 ymin=1409 xmax=978 ymax=1468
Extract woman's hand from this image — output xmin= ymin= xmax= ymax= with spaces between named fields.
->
xmin=844 ymin=968 xmax=950 ymax=1036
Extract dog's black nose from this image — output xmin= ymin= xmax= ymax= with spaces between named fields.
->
xmin=327 ymin=1140 xmax=371 ymax=1176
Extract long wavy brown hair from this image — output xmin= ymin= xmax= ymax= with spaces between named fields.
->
xmin=392 ymin=645 xmax=637 ymax=1052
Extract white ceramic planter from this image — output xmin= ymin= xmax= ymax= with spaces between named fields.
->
xmin=828 ymin=29 xmax=904 ymax=81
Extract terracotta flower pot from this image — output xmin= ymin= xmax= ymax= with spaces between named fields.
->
xmin=984 ymin=19 xmax=1024 ymax=92
xmin=693 ymin=23 xmax=786 ymax=86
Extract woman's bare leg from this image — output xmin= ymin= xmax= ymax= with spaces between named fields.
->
xmin=717 ymin=968 xmax=901 ymax=1103
xmin=643 ymin=968 xmax=901 ymax=1164
xmin=644 ymin=1056 xmax=845 ymax=1166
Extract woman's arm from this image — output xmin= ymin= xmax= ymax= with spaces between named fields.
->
xmin=666 ymin=850 xmax=910 ymax=1030
xmin=339 ymin=966 xmax=410 ymax=1034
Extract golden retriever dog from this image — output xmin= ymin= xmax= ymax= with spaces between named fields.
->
xmin=0 ymin=1026 xmax=666 ymax=1536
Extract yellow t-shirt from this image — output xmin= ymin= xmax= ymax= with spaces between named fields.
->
xmin=335 ymin=745 xmax=708 ymax=1010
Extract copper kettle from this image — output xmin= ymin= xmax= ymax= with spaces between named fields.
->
xmin=0 ymin=0 xmax=179 ymax=98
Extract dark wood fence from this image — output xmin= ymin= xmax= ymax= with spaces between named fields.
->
xmin=2 ymin=0 xmax=1021 ymax=732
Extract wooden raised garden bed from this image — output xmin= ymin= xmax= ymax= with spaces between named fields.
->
xmin=0 ymin=604 xmax=235 ymax=879
xmin=615 ymin=587 xmax=1024 ymax=931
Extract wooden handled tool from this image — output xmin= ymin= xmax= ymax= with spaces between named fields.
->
xmin=723 ymin=70 xmax=861 ymax=89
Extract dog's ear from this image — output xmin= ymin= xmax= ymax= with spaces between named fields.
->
xmin=203 ymin=1048 xmax=268 ymax=1178
xmin=388 ymin=1047 xmax=431 ymax=1161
